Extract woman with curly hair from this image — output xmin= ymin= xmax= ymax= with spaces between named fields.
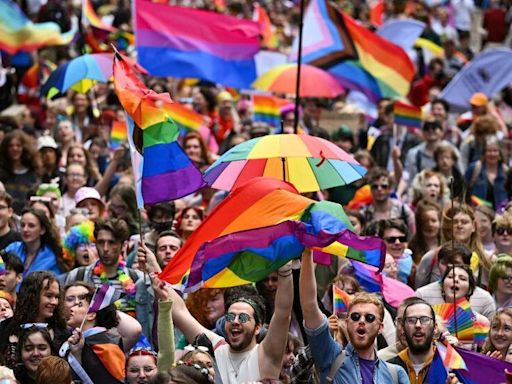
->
xmin=0 ymin=130 xmax=41 ymax=214
xmin=5 ymin=208 xmax=68 ymax=275
xmin=66 ymin=143 xmax=101 ymax=187
xmin=62 ymin=220 xmax=97 ymax=268
xmin=185 ymin=288 xmax=225 ymax=329
xmin=0 ymin=271 xmax=68 ymax=369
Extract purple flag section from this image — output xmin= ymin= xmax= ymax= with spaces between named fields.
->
xmin=456 ymin=347 xmax=512 ymax=383
xmin=88 ymin=284 xmax=121 ymax=313
xmin=440 ymin=48 xmax=512 ymax=112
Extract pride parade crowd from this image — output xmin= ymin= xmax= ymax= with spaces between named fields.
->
xmin=1 ymin=0 xmax=512 ymax=383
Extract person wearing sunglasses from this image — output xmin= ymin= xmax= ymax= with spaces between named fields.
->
xmin=489 ymin=256 xmax=512 ymax=310
xmin=387 ymin=300 xmax=460 ymax=384
xmin=379 ymin=219 xmax=414 ymax=285
xmin=361 ymin=168 xmax=415 ymax=235
xmin=491 ymin=213 xmax=512 ymax=260
xmin=299 ymin=250 xmax=408 ymax=383
xmin=162 ymin=261 xmax=294 ymax=383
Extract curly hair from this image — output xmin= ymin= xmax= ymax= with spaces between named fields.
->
xmin=62 ymin=220 xmax=95 ymax=265
xmin=12 ymin=271 xmax=66 ymax=334
xmin=0 ymin=130 xmax=41 ymax=175
xmin=186 ymin=288 xmax=225 ymax=328
xmin=107 ymin=184 xmax=139 ymax=235
xmin=21 ymin=208 xmax=68 ymax=271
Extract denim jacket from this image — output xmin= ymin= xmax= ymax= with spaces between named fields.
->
xmin=304 ymin=315 xmax=409 ymax=384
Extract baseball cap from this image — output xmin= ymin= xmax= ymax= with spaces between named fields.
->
xmin=470 ymin=92 xmax=488 ymax=107
xmin=37 ymin=136 xmax=58 ymax=151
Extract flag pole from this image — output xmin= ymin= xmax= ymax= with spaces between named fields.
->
xmin=450 ymin=177 xmax=458 ymax=338
xmin=79 ymin=287 xmax=98 ymax=331
xmin=293 ymin=0 xmax=305 ymax=135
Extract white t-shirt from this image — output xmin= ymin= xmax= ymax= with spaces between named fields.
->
xmin=215 ymin=343 xmax=261 ymax=384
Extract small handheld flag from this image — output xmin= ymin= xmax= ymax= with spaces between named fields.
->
xmin=435 ymin=341 xmax=467 ymax=371
xmin=393 ymin=101 xmax=422 ymax=129
xmin=333 ymin=286 xmax=350 ymax=316
xmin=0 ymin=253 xmax=5 ymax=276
xmin=88 ymin=284 xmax=121 ymax=314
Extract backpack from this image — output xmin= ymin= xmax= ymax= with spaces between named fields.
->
xmin=326 ymin=350 xmax=398 ymax=384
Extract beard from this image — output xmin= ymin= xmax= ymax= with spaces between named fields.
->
xmin=405 ymin=330 xmax=434 ymax=354
xmin=228 ymin=326 xmax=257 ymax=352
xmin=348 ymin=329 xmax=378 ymax=351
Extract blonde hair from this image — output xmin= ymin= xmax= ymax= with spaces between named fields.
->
xmin=348 ymin=292 xmax=384 ymax=321
xmin=483 ymin=308 xmax=512 ymax=353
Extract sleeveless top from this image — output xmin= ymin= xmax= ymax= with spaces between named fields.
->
xmin=215 ymin=343 xmax=260 ymax=384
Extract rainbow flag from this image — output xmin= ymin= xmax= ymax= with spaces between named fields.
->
xmin=473 ymin=319 xmax=490 ymax=347
xmin=160 ymin=177 xmax=385 ymax=289
xmin=82 ymin=0 xmax=117 ymax=32
xmin=135 ymin=0 xmax=261 ymax=89
xmin=470 ymin=195 xmax=493 ymax=208
xmin=291 ymin=0 xmax=415 ymax=103
xmin=0 ymin=253 xmax=5 ymax=276
xmin=393 ymin=101 xmax=423 ymax=128
xmin=253 ymin=3 xmax=273 ymax=48
xmin=163 ymin=102 xmax=204 ymax=135
xmin=436 ymin=341 xmax=467 ymax=371
xmin=113 ymin=54 xmax=205 ymax=206
xmin=110 ymin=120 xmax=127 ymax=149
xmin=333 ymin=286 xmax=350 ymax=315
xmin=0 ymin=0 xmax=76 ymax=54
xmin=252 ymin=95 xmax=289 ymax=128
xmin=433 ymin=299 xmax=475 ymax=342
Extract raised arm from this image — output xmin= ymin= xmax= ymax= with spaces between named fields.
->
xmin=259 ymin=262 xmax=294 ymax=375
xmin=152 ymin=278 xmax=175 ymax=371
xmin=299 ymin=249 xmax=324 ymax=330
xmin=117 ymin=310 xmax=142 ymax=352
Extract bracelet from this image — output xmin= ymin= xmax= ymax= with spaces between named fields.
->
xmin=278 ymin=269 xmax=293 ymax=277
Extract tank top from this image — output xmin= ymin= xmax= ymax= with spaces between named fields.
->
xmin=215 ymin=343 xmax=261 ymax=384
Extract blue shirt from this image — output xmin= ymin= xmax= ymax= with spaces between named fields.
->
xmin=304 ymin=315 xmax=409 ymax=384
xmin=5 ymin=241 xmax=63 ymax=277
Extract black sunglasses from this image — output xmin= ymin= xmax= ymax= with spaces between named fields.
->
xmin=496 ymin=227 xmax=512 ymax=236
xmin=384 ymin=236 xmax=407 ymax=243
xmin=349 ymin=312 xmax=377 ymax=323
xmin=371 ymin=184 xmax=389 ymax=190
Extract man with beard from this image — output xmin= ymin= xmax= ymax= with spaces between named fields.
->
xmin=299 ymin=250 xmax=408 ymax=383
xmin=164 ymin=263 xmax=294 ymax=383
xmin=388 ymin=300 xmax=459 ymax=384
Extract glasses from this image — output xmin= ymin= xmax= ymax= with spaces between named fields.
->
xmin=423 ymin=124 xmax=441 ymax=132
xmin=384 ymin=236 xmax=407 ymax=243
xmin=499 ymin=275 xmax=512 ymax=283
xmin=496 ymin=227 xmax=512 ymax=236
xmin=404 ymin=316 xmax=433 ymax=326
xmin=225 ymin=312 xmax=252 ymax=324
xmin=20 ymin=323 xmax=48 ymax=329
xmin=67 ymin=173 xmax=85 ymax=179
xmin=77 ymin=243 xmax=96 ymax=252
xmin=65 ymin=294 xmax=89 ymax=305
xmin=371 ymin=184 xmax=389 ymax=190
xmin=184 ymin=344 xmax=209 ymax=353
xmin=349 ymin=312 xmax=377 ymax=323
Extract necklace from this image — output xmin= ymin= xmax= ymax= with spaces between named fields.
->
xmin=93 ymin=260 xmax=136 ymax=309
xmin=227 ymin=351 xmax=249 ymax=378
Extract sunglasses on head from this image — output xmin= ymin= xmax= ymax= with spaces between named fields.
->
xmin=225 ymin=312 xmax=252 ymax=324
xmin=371 ymin=184 xmax=389 ymax=190
xmin=349 ymin=312 xmax=377 ymax=323
xmin=384 ymin=236 xmax=407 ymax=243
xmin=496 ymin=227 xmax=512 ymax=236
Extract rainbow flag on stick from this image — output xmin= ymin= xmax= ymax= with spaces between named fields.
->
xmin=470 ymin=195 xmax=493 ymax=208
xmin=88 ymin=284 xmax=121 ymax=313
xmin=333 ymin=286 xmax=350 ymax=315
xmin=473 ymin=319 xmax=490 ymax=347
xmin=0 ymin=0 xmax=76 ymax=54
xmin=252 ymin=95 xmax=289 ymax=128
xmin=435 ymin=341 xmax=467 ymax=371
xmin=0 ymin=254 xmax=5 ymax=276
xmin=113 ymin=53 xmax=205 ymax=206
xmin=393 ymin=101 xmax=422 ymax=128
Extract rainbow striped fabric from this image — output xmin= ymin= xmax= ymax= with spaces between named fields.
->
xmin=82 ymin=0 xmax=117 ymax=32
xmin=473 ymin=319 xmax=490 ymax=347
xmin=292 ymin=0 xmax=415 ymax=103
xmin=110 ymin=120 xmax=127 ymax=149
xmin=433 ymin=299 xmax=474 ymax=343
xmin=393 ymin=101 xmax=423 ymax=128
xmin=252 ymin=95 xmax=290 ymax=128
xmin=333 ymin=286 xmax=350 ymax=315
xmin=160 ymin=177 xmax=385 ymax=290
xmin=435 ymin=341 xmax=467 ymax=371
xmin=163 ymin=102 xmax=204 ymax=135
xmin=470 ymin=195 xmax=493 ymax=208
xmin=0 ymin=0 xmax=76 ymax=54
xmin=113 ymin=54 xmax=205 ymax=206
xmin=0 ymin=253 xmax=5 ymax=276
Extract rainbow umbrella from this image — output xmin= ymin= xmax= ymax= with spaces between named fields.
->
xmin=204 ymin=133 xmax=366 ymax=193
xmin=41 ymin=53 xmax=146 ymax=99
xmin=252 ymin=63 xmax=344 ymax=98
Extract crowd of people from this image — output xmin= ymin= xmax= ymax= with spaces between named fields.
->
xmin=1 ymin=0 xmax=512 ymax=383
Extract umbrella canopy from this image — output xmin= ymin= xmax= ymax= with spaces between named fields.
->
xmin=252 ymin=63 xmax=344 ymax=98
xmin=41 ymin=53 xmax=146 ymax=99
xmin=204 ymin=133 xmax=366 ymax=193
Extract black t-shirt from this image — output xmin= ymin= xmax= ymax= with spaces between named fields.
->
xmin=0 ymin=229 xmax=21 ymax=251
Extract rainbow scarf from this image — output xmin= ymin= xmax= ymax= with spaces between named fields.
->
xmin=333 ymin=286 xmax=350 ymax=315
xmin=0 ymin=0 xmax=76 ymax=54
xmin=393 ymin=101 xmax=422 ymax=128
xmin=113 ymin=53 xmax=205 ymax=205
xmin=160 ymin=177 xmax=385 ymax=290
